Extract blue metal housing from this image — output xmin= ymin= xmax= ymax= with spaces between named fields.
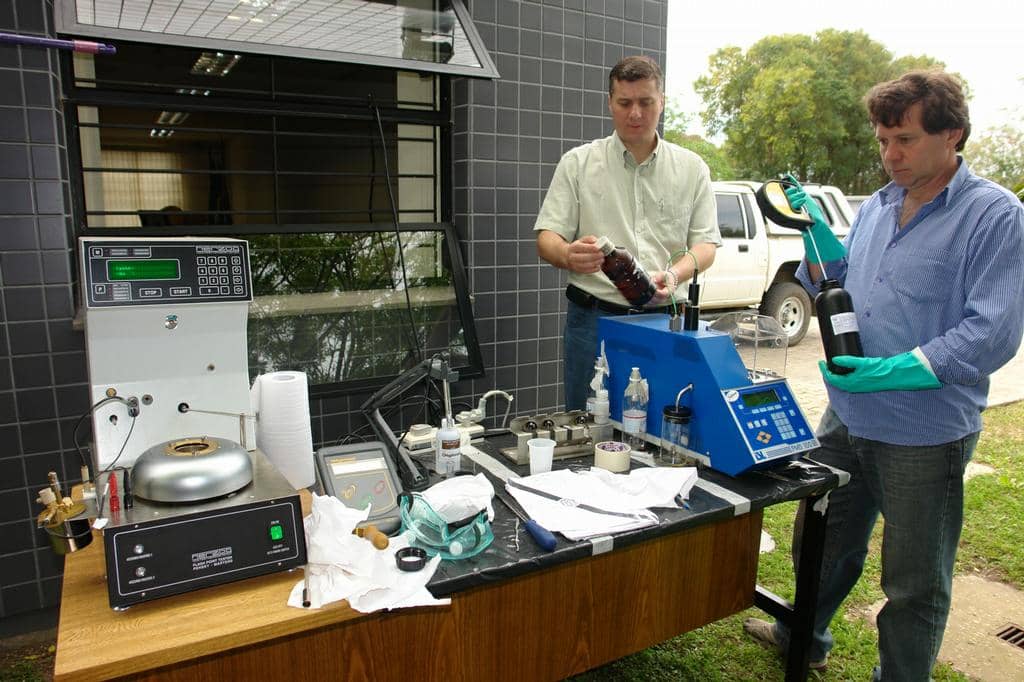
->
xmin=598 ymin=314 xmax=818 ymax=476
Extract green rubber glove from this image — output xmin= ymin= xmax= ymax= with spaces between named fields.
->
xmin=819 ymin=350 xmax=941 ymax=393
xmin=784 ymin=178 xmax=845 ymax=264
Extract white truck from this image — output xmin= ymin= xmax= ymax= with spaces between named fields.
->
xmin=698 ymin=181 xmax=856 ymax=345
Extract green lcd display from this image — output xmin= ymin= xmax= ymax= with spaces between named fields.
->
xmin=741 ymin=388 xmax=779 ymax=408
xmin=107 ymin=259 xmax=179 ymax=281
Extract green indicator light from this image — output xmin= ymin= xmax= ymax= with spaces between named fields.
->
xmin=107 ymin=259 xmax=180 ymax=281
xmin=269 ymin=524 xmax=284 ymax=541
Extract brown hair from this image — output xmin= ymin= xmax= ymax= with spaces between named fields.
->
xmin=608 ymin=56 xmax=663 ymax=97
xmin=864 ymin=70 xmax=971 ymax=151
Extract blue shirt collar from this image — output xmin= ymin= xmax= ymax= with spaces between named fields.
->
xmin=879 ymin=155 xmax=968 ymax=208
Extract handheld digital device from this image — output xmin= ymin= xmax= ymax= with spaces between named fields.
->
xmin=315 ymin=441 xmax=403 ymax=533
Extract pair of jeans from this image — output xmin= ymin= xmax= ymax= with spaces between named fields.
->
xmin=562 ymin=299 xmax=617 ymax=410
xmin=774 ymin=406 xmax=977 ymax=681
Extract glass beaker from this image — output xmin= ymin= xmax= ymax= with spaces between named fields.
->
xmin=657 ymin=405 xmax=693 ymax=466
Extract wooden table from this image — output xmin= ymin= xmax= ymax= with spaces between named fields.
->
xmin=55 ymin=455 xmax=842 ymax=681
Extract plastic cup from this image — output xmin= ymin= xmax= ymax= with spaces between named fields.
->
xmin=527 ymin=438 xmax=555 ymax=475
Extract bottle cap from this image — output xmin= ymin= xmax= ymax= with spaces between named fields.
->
xmin=595 ymin=236 xmax=615 ymax=256
xmin=597 ymin=389 xmax=608 ymax=399
xmin=663 ymin=405 xmax=692 ymax=422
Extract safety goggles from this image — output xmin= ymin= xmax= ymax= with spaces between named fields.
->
xmin=398 ymin=492 xmax=493 ymax=560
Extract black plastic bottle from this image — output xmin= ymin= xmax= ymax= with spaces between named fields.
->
xmin=595 ymin=236 xmax=655 ymax=306
xmin=815 ymin=279 xmax=864 ymax=374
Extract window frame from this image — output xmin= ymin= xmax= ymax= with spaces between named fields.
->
xmin=60 ymin=48 xmax=483 ymax=397
xmin=54 ymin=0 xmax=499 ymax=80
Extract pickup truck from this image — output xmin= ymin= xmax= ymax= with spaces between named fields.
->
xmin=698 ymin=181 xmax=856 ymax=345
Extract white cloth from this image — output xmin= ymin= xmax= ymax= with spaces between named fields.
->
xmin=287 ymin=493 xmax=448 ymax=612
xmin=506 ymin=466 xmax=698 ymax=542
xmin=420 ymin=472 xmax=495 ymax=523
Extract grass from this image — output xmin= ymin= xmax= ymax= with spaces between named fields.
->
xmin=574 ymin=401 xmax=1024 ymax=681
xmin=6 ymin=404 xmax=1023 ymax=682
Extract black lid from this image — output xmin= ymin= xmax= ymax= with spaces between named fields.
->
xmin=662 ymin=405 xmax=692 ymax=422
xmin=819 ymin=278 xmax=841 ymax=290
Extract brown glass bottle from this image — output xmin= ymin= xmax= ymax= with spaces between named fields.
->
xmin=595 ymin=236 xmax=655 ymax=306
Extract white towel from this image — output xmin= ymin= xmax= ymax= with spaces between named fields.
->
xmin=507 ymin=466 xmax=698 ymax=541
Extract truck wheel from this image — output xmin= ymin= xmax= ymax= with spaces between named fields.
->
xmin=760 ymin=282 xmax=811 ymax=346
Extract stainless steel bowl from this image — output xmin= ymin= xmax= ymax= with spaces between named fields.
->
xmin=132 ymin=436 xmax=253 ymax=503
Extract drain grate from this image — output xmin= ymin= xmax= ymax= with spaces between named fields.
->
xmin=995 ymin=623 xmax=1024 ymax=650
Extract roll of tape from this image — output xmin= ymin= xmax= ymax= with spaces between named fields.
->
xmin=594 ymin=441 xmax=631 ymax=473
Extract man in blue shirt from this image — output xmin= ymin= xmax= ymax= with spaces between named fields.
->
xmin=744 ymin=71 xmax=1024 ymax=680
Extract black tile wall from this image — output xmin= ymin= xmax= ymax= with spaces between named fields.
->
xmin=0 ymin=0 xmax=81 ymax=619
xmin=0 ymin=0 xmax=666 ymax=622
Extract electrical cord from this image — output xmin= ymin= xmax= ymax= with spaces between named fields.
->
xmin=371 ymin=98 xmax=423 ymax=364
xmin=72 ymin=396 xmax=136 ymax=471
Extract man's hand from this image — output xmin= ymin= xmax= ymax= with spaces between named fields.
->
xmin=647 ymin=270 xmax=677 ymax=306
xmin=819 ymin=350 xmax=941 ymax=392
xmin=784 ymin=175 xmax=845 ymax=264
xmin=562 ymin=235 xmax=605 ymax=273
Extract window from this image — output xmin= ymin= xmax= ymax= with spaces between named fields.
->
xmin=715 ymin=193 xmax=749 ymax=239
xmin=65 ymin=42 xmax=482 ymax=394
xmin=55 ymin=0 xmax=499 ymax=79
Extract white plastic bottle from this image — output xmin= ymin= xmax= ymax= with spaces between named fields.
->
xmin=621 ymin=367 xmax=648 ymax=452
xmin=592 ymin=388 xmax=610 ymax=425
xmin=434 ymin=417 xmax=461 ymax=477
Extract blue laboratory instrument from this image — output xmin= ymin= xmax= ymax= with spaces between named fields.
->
xmin=598 ymin=314 xmax=818 ymax=476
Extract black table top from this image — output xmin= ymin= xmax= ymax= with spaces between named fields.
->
xmin=426 ymin=436 xmax=846 ymax=597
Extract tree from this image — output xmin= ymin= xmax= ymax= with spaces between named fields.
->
xmin=965 ymin=124 xmax=1024 ymax=193
xmin=662 ymin=99 xmax=736 ymax=180
xmin=694 ymin=30 xmax=949 ymax=194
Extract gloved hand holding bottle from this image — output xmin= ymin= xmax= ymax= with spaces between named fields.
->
xmin=819 ymin=348 xmax=941 ymax=392
xmin=784 ymin=174 xmax=845 ymax=264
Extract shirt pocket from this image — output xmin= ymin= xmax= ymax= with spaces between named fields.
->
xmin=654 ymin=196 xmax=692 ymax=236
xmin=889 ymin=248 xmax=958 ymax=303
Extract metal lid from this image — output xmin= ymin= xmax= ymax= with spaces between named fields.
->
xmin=662 ymin=405 xmax=692 ymax=423
xmin=132 ymin=436 xmax=253 ymax=503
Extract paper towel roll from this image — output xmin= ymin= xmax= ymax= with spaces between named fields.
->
xmin=250 ymin=371 xmax=315 ymax=489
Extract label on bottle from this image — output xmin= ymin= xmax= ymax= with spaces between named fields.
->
xmin=435 ymin=435 xmax=461 ymax=476
xmin=830 ymin=312 xmax=859 ymax=335
xmin=622 ymin=409 xmax=647 ymax=434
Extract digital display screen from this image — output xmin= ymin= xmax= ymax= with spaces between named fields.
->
xmin=107 ymin=259 xmax=179 ymax=281
xmin=742 ymin=388 xmax=779 ymax=408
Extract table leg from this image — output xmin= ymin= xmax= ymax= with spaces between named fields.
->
xmin=753 ymin=491 xmax=829 ymax=682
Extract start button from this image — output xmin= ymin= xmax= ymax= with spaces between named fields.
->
xmin=269 ymin=524 xmax=284 ymax=542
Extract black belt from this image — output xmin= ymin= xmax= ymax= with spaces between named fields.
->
xmin=565 ymin=284 xmax=673 ymax=315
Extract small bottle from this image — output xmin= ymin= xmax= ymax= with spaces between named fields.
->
xmin=585 ymin=359 xmax=606 ymax=415
xmin=658 ymin=405 xmax=693 ymax=466
xmin=815 ymin=279 xmax=864 ymax=375
xmin=621 ymin=367 xmax=648 ymax=452
xmin=592 ymin=388 xmax=610 ymax=425
xmin=596 ymin=237 xmax=655 ymax=307
xmin=434 ymin=417 xmax=461 ymax=477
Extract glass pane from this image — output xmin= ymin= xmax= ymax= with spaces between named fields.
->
xmin=77 ymin=104 xmax=433 ymax=227
xmin=715 ymin=194 xmax=747 ymax=239
xmin=62 ymin=0 xmax=497 ymax=79
xmin=247 ymin=230 xmax=470 ymax=385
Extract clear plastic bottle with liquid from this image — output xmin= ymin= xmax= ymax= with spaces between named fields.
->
xmin=621 ymin=367 xmax=648 ymax=452
xmin=595 ymin=237 xmax=655 ymax=307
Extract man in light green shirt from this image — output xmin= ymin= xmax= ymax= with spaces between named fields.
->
xmin=535 ymin=55 xmax=720 ymax=410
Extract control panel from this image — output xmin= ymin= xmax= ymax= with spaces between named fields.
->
xmin=721 ymin=380 xmax=818 ymax=463
xmin=81 ymin=238 xmax=252 ymax=307
xmin=105 ymin=497 xmax=304 ymax=609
